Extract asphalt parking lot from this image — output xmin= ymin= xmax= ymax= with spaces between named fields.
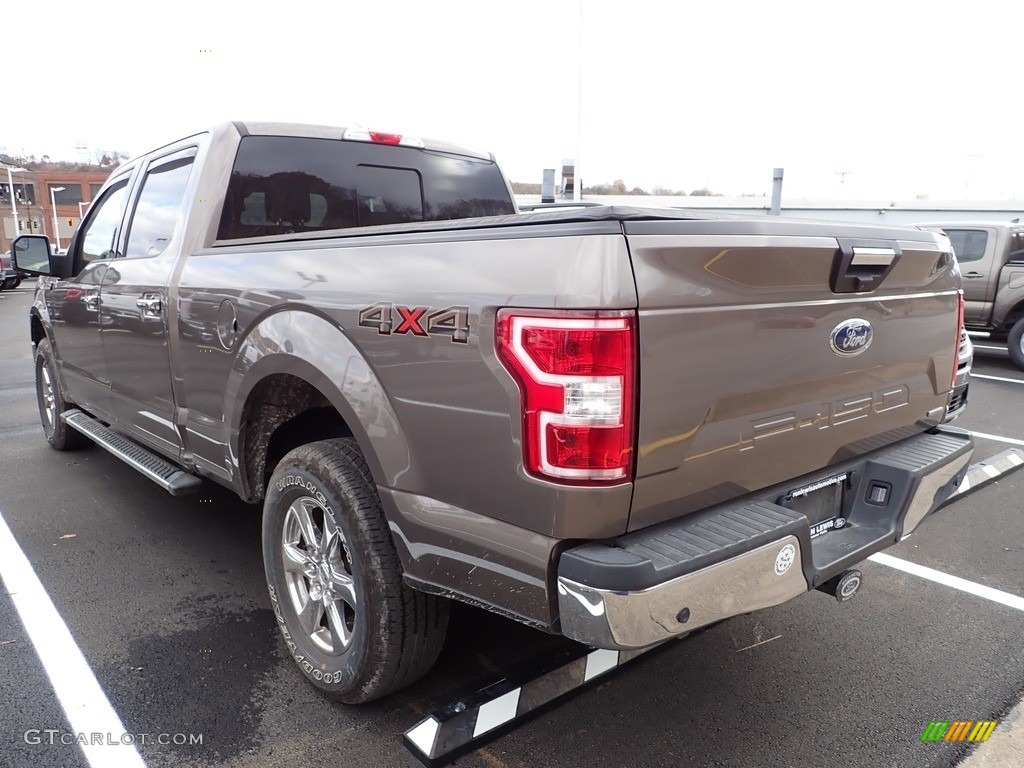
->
xmin=1 ymin=283 xmax=1022 ymax=768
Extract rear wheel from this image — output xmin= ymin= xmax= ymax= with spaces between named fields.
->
xmin=1008 ymin=318 xmax=1024 ymax=370
xmin=35 ymin=338 xmax=90 ymax=451
xmin=263 ymin=438 xmax=448 ymax=703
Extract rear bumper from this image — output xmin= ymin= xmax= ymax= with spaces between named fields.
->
xmin=556 ymin=427 xmax=973 ymax=649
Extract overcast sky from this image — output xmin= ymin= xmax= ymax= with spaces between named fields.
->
xmin=6 ymin=0 xmax=1020 ymax=200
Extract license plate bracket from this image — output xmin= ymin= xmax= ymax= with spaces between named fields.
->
xmin=779 ymin=473 xmax=848 ymax=539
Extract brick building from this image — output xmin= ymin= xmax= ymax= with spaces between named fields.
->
xmin=1 ymin=168 xmax=116 ymax=253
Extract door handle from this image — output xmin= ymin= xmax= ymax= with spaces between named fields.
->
xmin=963 ymin=272 xmax=985 ymax=278
xmin=136 ymin=296 xmax=163 ymax=317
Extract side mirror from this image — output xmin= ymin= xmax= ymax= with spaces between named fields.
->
xmin=11 ymin=235 xmax=59 ymax=276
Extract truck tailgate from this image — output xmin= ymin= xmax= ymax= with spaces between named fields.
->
xmin=626 ymin=218 xmax=961 ymax=532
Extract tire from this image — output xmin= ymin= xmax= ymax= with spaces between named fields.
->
xmin=263 ymin=438 xmax=449 ymax=703
xmin=1009 ymin=318 xmax=1024 ymax=371
xmin=12 ymin=278 xmax=21 ymax=290
xmin=35 ymin=338 xmax=91 ymax=451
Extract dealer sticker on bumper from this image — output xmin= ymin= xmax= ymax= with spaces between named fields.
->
xmin=809 ymin=516 xmax=847 ymax=539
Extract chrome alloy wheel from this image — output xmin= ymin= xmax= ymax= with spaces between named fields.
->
xmin=282 ymin=497 xmax=357 ymax=655
xmin=40 ymin=365 xmax=56 ymax=429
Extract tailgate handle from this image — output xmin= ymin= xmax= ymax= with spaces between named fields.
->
xmin=831 ymin=239 xmax=901 ymax=293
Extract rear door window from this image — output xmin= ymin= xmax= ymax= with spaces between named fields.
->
xmin=124 ymin=149 xmax=197 ymax=259
xmin=944 ymin=229 xmax=988 ymax=263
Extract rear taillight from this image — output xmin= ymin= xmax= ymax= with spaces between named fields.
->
xmin=496 ymin=309 xmax=636 ymax=485
xmin=952 ymin=290 xmax=965 ymax=388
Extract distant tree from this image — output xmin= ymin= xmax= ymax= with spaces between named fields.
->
xmin=0 ymin=150 xmax=127 ymax=173
xmin=629 ymin=186 xmax=649 ymax=196
xmin=689 ymin=188 xmax=722 ymax=196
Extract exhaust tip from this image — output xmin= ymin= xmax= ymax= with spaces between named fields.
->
xmin=816 ymin=569 xmax=863 ymax=603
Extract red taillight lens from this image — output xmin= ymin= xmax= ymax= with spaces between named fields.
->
xmin=496 ymin=310 xmax=636 ymax=485
xmin=952 ymin=290 xmax=965 ymax=389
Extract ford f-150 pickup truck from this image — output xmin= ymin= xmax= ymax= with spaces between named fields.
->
xmin=12 ymin=121 xmax=973 ymax=704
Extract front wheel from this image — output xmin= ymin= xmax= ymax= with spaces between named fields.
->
xmin=35 ymin=338 xmax=90 ymax=450
xmin=1008 ymin=318 xmax=1024 ymax=370
xmin=263 ymin=438 xmax=449 ymax=703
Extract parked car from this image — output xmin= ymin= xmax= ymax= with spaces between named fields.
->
xmin=1 ymin=251 xmax=22 ymax=290
xmin=917 ymin=221 xmax=1024 ymax=367
xmin=13 ymin=121 xmax=973 ymax=707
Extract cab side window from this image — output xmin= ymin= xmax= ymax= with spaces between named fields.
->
xmin=945 ymin=229 xmax=987 ymax=263
xmin=79 ymin=179 xmax=130 ymax=264
xmin=124 ymin=150 xmax=196 ymax=259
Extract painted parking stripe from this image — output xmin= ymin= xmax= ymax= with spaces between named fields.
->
xmin=972 ymin=344 xmax=1006 ymax=352
xmin=868 ymin=553 xmax=1024 ymax=612
xmin=971 ymin=373 xmax=1024 ymax=385
xmin=0 ymin=510 xmax=146 ymax=768
xmin=968 ymin=431 xmax=1024 ymax=449
xmin=403 ymin=639 xmax=665 ymax=766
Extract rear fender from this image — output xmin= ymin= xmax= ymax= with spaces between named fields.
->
xmin=227 ymin=309 xmax=410 ymax=495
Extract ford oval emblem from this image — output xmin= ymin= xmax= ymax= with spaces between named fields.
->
xmin=830 ymin=319 xmax=873 ymax=356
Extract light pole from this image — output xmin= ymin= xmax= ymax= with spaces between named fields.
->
xmin=78 ymin=201 xmax=89 ymax=220
xmin=49 ymin=186 xmax=66 ymax=251
xmin=574 ymin=0 xmax=583 ymax=202
xmin=4 ymin=165 xmax=28 ymax=244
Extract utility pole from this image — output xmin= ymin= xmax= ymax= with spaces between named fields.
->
xmin=573 ymin=0 xmax=583 ymax=202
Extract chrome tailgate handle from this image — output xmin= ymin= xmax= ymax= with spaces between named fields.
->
xmin=832 ymin=239 xmax=902 ymax=293
xmin=850 ymin=247 xmax=897 ymax=267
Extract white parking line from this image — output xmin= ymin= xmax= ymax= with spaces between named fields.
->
xmin=973 ymin=344 xmax=1006 ymax=352
xmin=0 ymin=510 xmax=146 ymax=768
xmin=868 ymin=552 xmax=1024 ymax=612
xmin=969 ymin=431 xmax=1024 ymax=448
xmin=972 ymin=373 xmax=1024 ymax=385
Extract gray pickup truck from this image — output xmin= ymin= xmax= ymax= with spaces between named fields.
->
xmin=918 ymin=221 xmax=1024 ymax=367
xmin=12 ymin=122 xmax=973 ymax=704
